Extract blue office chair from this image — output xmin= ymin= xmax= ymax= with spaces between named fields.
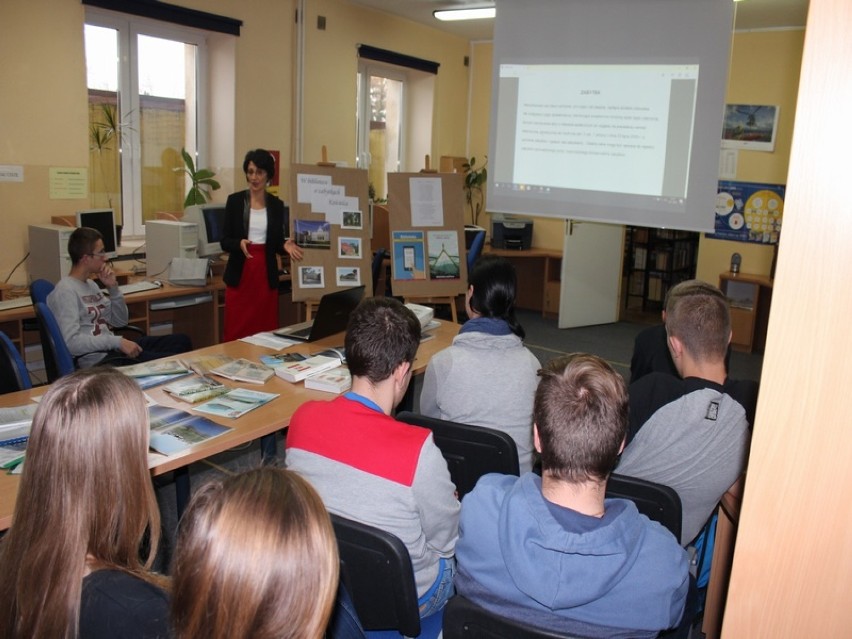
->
xmin=33 ymin=302 xmax=76 ymax=383
xmin=467 ymin=230 xmax=486 ymax=272
xmin=29 ymin=278 xmax=55 ymax=305
xmin=0 ymin=331 xmax=32 ymax=393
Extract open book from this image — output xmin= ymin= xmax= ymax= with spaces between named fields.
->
xmin=148 ymin=404 xmax=232 ymax=455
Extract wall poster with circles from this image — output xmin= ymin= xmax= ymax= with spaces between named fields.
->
xmin=708 ymin=180 xmax=785 ymax=244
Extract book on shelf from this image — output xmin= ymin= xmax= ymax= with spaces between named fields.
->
xmin=148 ymin=404 xmax=233 ymax=455
xmin=274 ymin=354 xmax=342 ymax=383
xmin=194 ymin=388 xmax=279 ymax=419
xmin=163 ymin=376 xmax=230 ymax=404
xmin=208 ymin=358 xmax=275 ymax=384
xmin=304 ymin=365 xmax=351 ymax=394
xmin=119 ymin=359 xmax=189 ymax=377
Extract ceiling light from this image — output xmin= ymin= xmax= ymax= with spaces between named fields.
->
xmin=433 ymin=7 xmax=496 ymax=22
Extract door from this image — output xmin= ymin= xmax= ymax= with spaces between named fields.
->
xmin=559 ymin=220 xmax=625 ymax=328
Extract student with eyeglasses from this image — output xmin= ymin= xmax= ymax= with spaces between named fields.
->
xmin=221 ymin=148 xmax=304 ymax=341
xmin=47 ymin=226 xmax=192 ymax=367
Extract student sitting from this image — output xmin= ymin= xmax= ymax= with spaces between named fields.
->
xmin=419 ymin=254 xmax=540 ymax=473
xmin=286 ymin=297 xmax=460 ymax=618
xmin=618 ymin=280 xmax=758 ymax=545
xmin=48 ymin=227 xmax=191 ymax=368
xmin=455 ymin=354 xmax=690 ymax=638
xmin=171 ymin=467 xmax=340 ymax=639
xmin=0 ymin=368 xmax=170 ymax=639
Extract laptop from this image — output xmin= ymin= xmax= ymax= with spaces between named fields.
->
xmin=274 ymin=286 xmax=366 ymax=342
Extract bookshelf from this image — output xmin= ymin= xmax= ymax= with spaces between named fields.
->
xmin=625 ymin=227 xmax=699 ymax=311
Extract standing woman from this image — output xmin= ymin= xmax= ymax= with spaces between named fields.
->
xmin=0 ymin=368 xmax=169 ymax=639
xmin=221 ymin=149 xmax=303 ymax=341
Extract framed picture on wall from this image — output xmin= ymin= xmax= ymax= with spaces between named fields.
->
xmin=721 ymin=104 xmax=780 ymax=152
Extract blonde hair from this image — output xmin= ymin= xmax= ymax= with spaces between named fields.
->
xmin=0 ymin=368 xmax=161 ymax=639
xmin=172 ymin=467 xmax=339 ymax=639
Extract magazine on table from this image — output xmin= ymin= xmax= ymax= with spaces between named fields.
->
xmin=163 ymin=376 xmax=230 ymax=404
xmin=132 ymin=371 xmax=192 ymax=390
xmin=274 ymin=354 xmax=342 ymax=383
xmin=208 ymin=358 xmax=275 ymax=384
xmin=304 ymin=365 xmax=351 ymax=394
xmin=239 ymin=332 xmax=300 ymax=351
xmin=194 ymin=388 xmax=279 ymax=419
xmin=148 ymin=404 xmax=232 ymax=455
xmin=259 ymin=352 xmax=309 ymax=368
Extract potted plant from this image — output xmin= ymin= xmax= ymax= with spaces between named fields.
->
xmin=462 ymin=156 xmax=488 ymax=227
xmin=176 ymin=147 xmax=221 ymax=207
xmin=89 ymin=103 xmax=131 ymax=210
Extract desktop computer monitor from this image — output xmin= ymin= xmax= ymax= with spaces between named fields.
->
xmin=183 ymin=204 xmax=226 ymax=257
xmin=76 ymin=209 xmax=118 ymax=258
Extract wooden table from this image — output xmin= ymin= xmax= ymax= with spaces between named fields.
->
xmin=0 ymin=320 xmax=460 ymax=530
xmin=486 ymin=247 xmax=563 ymax=316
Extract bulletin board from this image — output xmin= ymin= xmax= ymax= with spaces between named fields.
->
xmin=288 ymin=164 xmax=372 ymax=302
xmin=387 ymin=172 xmax=467 ymax=298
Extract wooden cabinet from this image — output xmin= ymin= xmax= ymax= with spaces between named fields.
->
xmin=487 ymin=247 xmax=562 ymax=317
xmin=719 ymin=272 xmax=773 ymax=353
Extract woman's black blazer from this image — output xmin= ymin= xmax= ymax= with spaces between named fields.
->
xmin=221 ymin=190 xmax=289 ymax=289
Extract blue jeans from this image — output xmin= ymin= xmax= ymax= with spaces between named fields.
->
xmin=417 ymin=557 xmax=456 ymax=618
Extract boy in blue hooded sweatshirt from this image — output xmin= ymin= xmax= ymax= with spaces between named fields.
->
xmin=455 ymin=353 xmax=690 ymax=638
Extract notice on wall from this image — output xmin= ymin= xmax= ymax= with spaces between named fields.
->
xmin=0 ymin=165 xmax=24 ymax=182
xmin=49 ymin=167 xmax=88 ymax=199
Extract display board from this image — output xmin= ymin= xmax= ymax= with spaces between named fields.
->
xmin=387 ymin=172 xmax=467 ymax=298
xmin=288 ymin=164 xmax=372 ymax=302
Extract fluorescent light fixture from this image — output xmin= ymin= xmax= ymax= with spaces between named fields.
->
xmin=433 ymin=7 xmax=496 ymax=21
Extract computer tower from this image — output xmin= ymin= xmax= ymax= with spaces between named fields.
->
xmin=28 ymin=224 xmax=74 ymax=283
xmin=145 ymin=220 xmax=199 ymax=279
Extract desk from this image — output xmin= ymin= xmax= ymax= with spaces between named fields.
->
xmin=486 ymin=247 xmax=562 ymax=316
xmin=0 ymin=320 xmax=461 ymax=531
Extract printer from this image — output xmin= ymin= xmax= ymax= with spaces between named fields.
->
xmin=491 ymin=215 xmax=533 ymax=250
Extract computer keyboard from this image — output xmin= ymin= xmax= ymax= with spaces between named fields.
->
xmin=0 ymin=296 xmax=32 ymax=312
xmin=118 ymin=280 xmax=162 ymax=295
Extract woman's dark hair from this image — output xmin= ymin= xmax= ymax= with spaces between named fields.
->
xmin=468 ymin=254 xmax=525 ymax=338
xmin=243 ymin=148 xmax=276 ymax=181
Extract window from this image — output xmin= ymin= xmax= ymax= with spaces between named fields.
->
xmin=356 ymin=51 xmax=437 ymax=201
xmin=85 ymin=10 xmax=209 ymax=237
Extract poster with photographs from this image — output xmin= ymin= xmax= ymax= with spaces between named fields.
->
xmin=336 ymin=267 xmax=361 ymax=287
xmin=289 ymin=164 xmax=371 ymax=302
xmin=298 ymin=266 xmax=325 ymax=289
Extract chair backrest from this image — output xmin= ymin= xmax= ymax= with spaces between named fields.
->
xmin=33 ymin=302 xmax=75 ymax=383
xmin=606 ymin=473 xmax=682 ymax=540
xmin=330 ymin=513 xmax=421 ymax=637
xmin=30 ymin=279 xmax=55 ymax=306
xmin=396 ymin=412 xmax=520 ymax=498
xmin=467 ymin=230 xmax=486 ymax=272
xmin=443 ymin=595 xmax=586 ymax=639
xmin=0 ymin=331 xmax=31 ymax=393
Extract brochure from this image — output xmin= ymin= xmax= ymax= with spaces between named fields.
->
xmin=163 ymin=376 xmax=230 ymax=404
xmin=194 ymin=388 xmax=279 ymax=419
xmin=120 ymin=359 xmax=189 ymax=377
xmin=133 ymin=371 xmax=191 ymax=390
xmin=259 ymin=352 xmax=309 ymax=368
xmin=274 ymin=355 xmax=342 ymax=383
xmin=148 ymin=404 xmax=232 ymax=455
xmin=181 ymin=354 xmax=235 ymax=376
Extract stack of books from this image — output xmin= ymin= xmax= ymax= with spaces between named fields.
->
xmin=275 ymin=354 xmax=342 ymax=383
